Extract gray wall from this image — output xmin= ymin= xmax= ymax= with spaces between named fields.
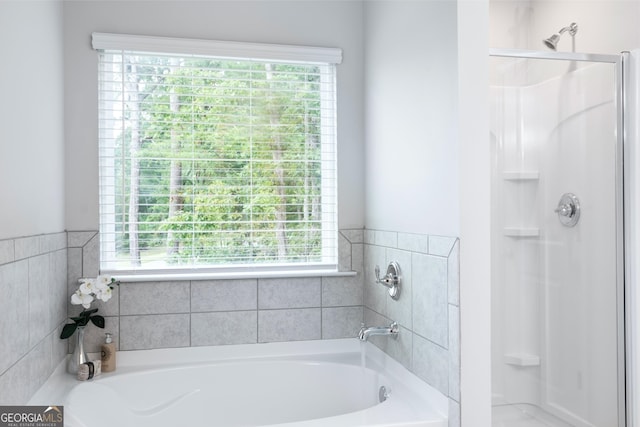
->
xmin=0 ymin=0 xmax=68 ymax=406
xmin=63 ymin=0 xmax=365 ymax=232
xmin=363 ymin=0 xmax=459 ymax=236
xmin=0 ymin=1 xmax=65 ymax=240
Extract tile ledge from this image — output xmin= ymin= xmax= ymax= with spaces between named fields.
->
xmin=113 ymin=269 xmax=358 ymax=283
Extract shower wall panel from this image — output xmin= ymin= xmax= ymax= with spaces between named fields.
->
xmin=491 ymin=58 xmax=620 ymax=427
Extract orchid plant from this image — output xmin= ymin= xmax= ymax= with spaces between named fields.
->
xmin=60 ymin=275 xmax=119 ymax=340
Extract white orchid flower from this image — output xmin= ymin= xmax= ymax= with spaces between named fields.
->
xmin=71 ymin=290 xmax=94 ymax=309
xmin=97 ymin=287 xmax=113 ymax=302
xmin=96 ymin=275 xmax=113 ymax=291
xmin=67 ymin=275 xmax=118 ymax=315
xmin=78 ymin=278 xmax=96 ymax=295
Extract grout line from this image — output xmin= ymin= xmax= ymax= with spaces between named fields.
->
xmin=320 ymin=277 xmax=323 ymax=339
xmin=412 ymin=329 xmax=450 ymax=352
xmin=256 ymin=279 xmax=260 ymax=343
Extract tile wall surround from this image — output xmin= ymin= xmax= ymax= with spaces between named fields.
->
xmin=66 ymin=230 xmax=366 ymax=354
xmin=67 ymin=229 xmax=460 ymax=426
xmin=2 ymin=228 xmax=460 ymax=422
xmin=0 ymin=232 xmax=68 ymax=405
xmin=363 ymin=229 xmax=461 ymax=427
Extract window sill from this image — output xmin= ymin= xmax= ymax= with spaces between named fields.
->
xmin=106 ymin=269 xmax=358 ymax=283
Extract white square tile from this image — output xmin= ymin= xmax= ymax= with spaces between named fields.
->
xmin=375 ymin=230 xmax=398 ymax=248
xmin=40 ymin=232 xmax=66 ymax=253
xmin=428 ymin=235 xmax=456 ymax=257
xmin=0 ymin=261 xmax=30 ymax=375
xmin=192 ymin=279 xmax=257 ymax=312
xmin=413 ymin=333 xmax=448 ymax=395
xmin=0 ymin=240 xmax=15 ymax=265
xmin=120 ymin=281 xmax=189 ymax=315
xmin=352 ymin=243 xmax=364 ymax=273
xmin=338 ymin=232 xmax=352 ymax=271
xmin=192 ymin=311 xmax=257 ymax=346
xmin=340 ymin=229 xmax=364 ymax=244
xmin=322 ymin=275 xmax=363 ymax=307
xmin=0 ymin=338 xmax=51 ymax=405
xmin=448 ymin=240 xmax=460 ymax=306
xmin=384 ymin=324 xmax=412 ymax=371
xmin=448 ymin=304 xmax=460 ymax=401
xmin=398 ymin=232 xmax=428 ymax=253
xmin=15 ymin=236 xmax=40 ymax=260
xmin=258 ymin=277 xmax=320 ymax=309
xmin=321 ymin=306 xmax=363 ymax=339
xmin=29 ymin=255 xmax=51 ymax=348
xmin=412 ymin=253 xmax=448 ymax=347
xmin=120 ymin=314 xmax=189 ymax=350
xmin=364 ymin=229 xmax=375 ymax=244
xmin=82 ymin=234 xmax=100 ymax=277
xmin=67 ymin=231 xmax=98 ymax=248
xmin=448 ymin=399 xmax=460 ymax=427
xmin=258 ymin=308 xmax=321 ymax=342
xmin=52 ymin=323 xmax=70 ymax=365
xmin=49 ymin=249 xmax=68 ymax=326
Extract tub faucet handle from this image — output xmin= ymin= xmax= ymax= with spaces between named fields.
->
xmin=375 ymin=262 xmax=401 ymax=300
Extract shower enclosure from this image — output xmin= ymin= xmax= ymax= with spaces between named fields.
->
xmin=489 ymin=49 xmax=626 ymax=427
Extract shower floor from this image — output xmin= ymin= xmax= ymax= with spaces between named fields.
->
xmin=492 ymin=404 xmax=574 ymax=427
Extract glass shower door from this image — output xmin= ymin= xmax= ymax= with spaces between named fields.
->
xmin=489 ymin=51 xmax=624 ymax=427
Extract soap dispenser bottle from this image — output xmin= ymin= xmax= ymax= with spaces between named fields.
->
xmin=101 ymin=332 xmax=116 ymax=372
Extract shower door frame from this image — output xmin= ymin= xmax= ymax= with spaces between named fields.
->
xmin=489 ymin=48 xmax=627 ymax=427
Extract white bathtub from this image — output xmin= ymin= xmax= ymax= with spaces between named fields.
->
xmin=29 ymin=339 xmax=447 ymax=427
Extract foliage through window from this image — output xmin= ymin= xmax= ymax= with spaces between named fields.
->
xmin=96 ymin=35 xmax=339 ymax=274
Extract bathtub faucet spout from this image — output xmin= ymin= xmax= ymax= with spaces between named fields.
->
xmin=358 ymin=321 xmax=399 ymax=342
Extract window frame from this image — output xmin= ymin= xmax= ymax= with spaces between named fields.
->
xmin=93 ymin=33 xmax=342 ymax=278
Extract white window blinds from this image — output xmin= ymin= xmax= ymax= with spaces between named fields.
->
xmin=94 ymin=33 xmax=340 ymax=275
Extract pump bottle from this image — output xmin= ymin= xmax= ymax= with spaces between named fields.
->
xmin=101 ymin=332 xmax=116 ymax=372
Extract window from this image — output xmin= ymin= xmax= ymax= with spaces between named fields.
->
xmin=93 ymin=33 xmax=341 ymax=276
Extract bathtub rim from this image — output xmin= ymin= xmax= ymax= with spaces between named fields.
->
xmin=29 ymin=338 xmax=448 ymax=420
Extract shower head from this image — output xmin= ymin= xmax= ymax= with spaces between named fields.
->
xmin=543 ymin=34 xmax=561 ymax=50
xmin=543 ymin=22 xmax=578 ymax=51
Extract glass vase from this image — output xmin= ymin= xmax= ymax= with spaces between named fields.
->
xmin=67 ymin=326 xmax=88 ymax=374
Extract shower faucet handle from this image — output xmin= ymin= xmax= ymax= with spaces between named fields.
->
xmin=375 ymin=262 xmax=401 ymax=300
xmin=375 ymin=265 xmax=396 ymax=286
xmin=555 ymin=193 xmax=580 ymax=227
xmin=554 ymin=203 xmax=574 ymax=217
